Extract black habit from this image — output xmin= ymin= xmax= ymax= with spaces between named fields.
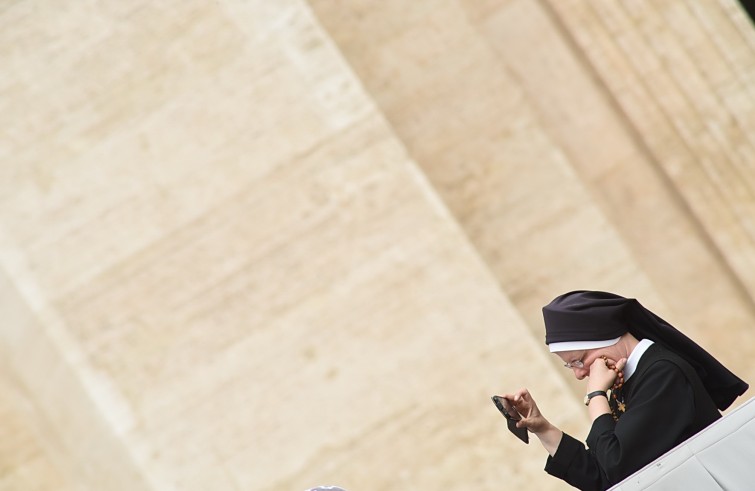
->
xmin=544 ymin=343 xmax=721 ymax=490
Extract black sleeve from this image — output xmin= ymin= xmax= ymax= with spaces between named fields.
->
xmin=586 ymin=360 xmax=696 ymax=484
xmin=545 ymin=431 xmax=607 ymax=490
xmin=545 ymin=360 xmax=696 ymax=490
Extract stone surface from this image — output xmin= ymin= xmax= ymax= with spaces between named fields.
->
xmin=309 ymin=0 xmax=755 ymax=397
xmin=1 ymin=0 xmax=754 ymax=490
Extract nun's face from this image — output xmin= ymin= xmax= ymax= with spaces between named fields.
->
xmin=556 ymin=349 xmax=615 ymax=380
xmin=557 ymin=350 xmax=588 ymax=379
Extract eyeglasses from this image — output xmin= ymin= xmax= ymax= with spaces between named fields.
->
xmin=564 ymin=359 xmax=585 ymax=369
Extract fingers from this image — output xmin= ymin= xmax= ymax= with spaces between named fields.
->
xmin=498 ymin=389 xmax=533 ymax=420
xmin=588 ymin=359 xmax=609 ymax=383
xmin=499 ymin=388 xmax=530 ymax=404
xmin=513 ymin=387 xmax=530 ymax=403
xmin=598 ymin=357 xmax=627 ymax=371
xmin=589 ymin=357 xmax=608 ymax=372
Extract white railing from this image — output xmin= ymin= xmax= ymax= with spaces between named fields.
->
xmin=611 ymin=397 xmax=755 ymax=490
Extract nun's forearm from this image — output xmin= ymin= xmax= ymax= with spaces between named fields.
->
xmin=535 ymin=423 xmax=564 ymax=456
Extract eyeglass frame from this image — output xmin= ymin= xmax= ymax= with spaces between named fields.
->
xmin=563 ymin=359 xmax=585 ymax=369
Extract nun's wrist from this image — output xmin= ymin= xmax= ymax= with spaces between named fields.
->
xmin=587 ymin=381 xmax=610 ymax=392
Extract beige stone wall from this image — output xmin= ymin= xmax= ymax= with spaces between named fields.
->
xmin=1 ymin=1 xmax=753 ymax=490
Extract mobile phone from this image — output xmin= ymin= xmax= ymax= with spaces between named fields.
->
xmin=491 ymin=395 xmax=529 ymax=444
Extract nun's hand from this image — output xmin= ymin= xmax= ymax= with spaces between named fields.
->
xmin=503 ymin=388 xmax=551 ymax=434
xmin=587 ymin=357 xmax=627 ymax=392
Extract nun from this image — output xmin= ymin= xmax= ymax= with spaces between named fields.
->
xmin=501 ymin=290 xmax=748 ymax=491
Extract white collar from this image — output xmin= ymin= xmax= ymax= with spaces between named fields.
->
xmin=624 ymin=338 xmax=654 ymax=381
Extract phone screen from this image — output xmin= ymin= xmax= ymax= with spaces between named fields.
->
xmin=491 ymin=395 xmax=529 ymax=444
